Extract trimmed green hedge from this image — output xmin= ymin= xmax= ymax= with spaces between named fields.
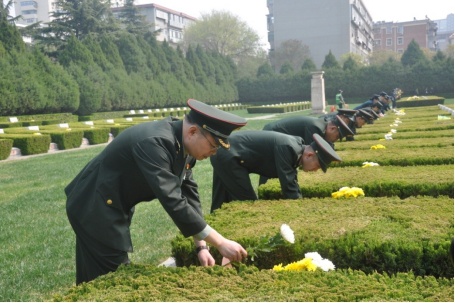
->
xmin=259 ymin=165 xmax=454 ymax=199
xmin=397 ymin=96 xmax=445 ymax=108
xmin=335 ymin=137 xmax=454 ymax=151
xmin=52 ymin=264 xmax=454 ymax=302
xmin=40 ymin=130 xmax=84 ymax=150
xmin=0 ymin=139 xmax=13 ymax=160
xmin=83 ymin=128 xmax=110 ymax=145
xmin=171 ymin=196 xmax=453 ymax=278
xmin=0 ymin=134 xmax=51 ymax=155
xmin=332 ymin=144 xmax=454 ymax=166
xmin=247 ymin=101 xmax=311 ymax=114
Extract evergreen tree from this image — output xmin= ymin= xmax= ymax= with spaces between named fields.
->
xmin=117 ymin=0 xmax=150 ymax=35
xmin=256 ymin=62 xmax=274 ymax=78
xmin=34 ymin=0 xmax=119 ymax=55
xmin=321 ymin=50 xmax=340 ymax=69
xmin=401 ymin=39 xmax=427 ymax=67
xmin=0 ymin=3 xmax=25 ymax=54
xmin=301 ymin=58 xmax=317 ymax=71
xmin=279 ymin=62 xmax=294 ymax=74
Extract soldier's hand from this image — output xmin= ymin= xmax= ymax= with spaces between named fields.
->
xmin=197 ymin=248 xmax=215 ymax=266
xmin=217 ymin=239 xmax=247 ymax=262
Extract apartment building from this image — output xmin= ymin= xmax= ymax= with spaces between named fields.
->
xmin=433 ymin=14 xmax=454 ymax=51
xmin=373 ymin=18 xmax=439 ymax=53
xmin=111 ymin=3 xmax=197 ymax=45
xmin=267 ymin=0 xmax=374 ymax=68
xmin=14 ymin=0 xmax=56 ymax=26
xmin=13 ymin=1 xmax=196 ymax=46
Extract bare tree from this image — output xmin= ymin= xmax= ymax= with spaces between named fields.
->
xmin=269 ymin=39 xmax=311 ymax=71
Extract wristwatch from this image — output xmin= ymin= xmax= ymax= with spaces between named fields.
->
xmin=195 ymin=245 xmax=209 ymax=254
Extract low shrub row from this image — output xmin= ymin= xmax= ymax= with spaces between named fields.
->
xmin=258 ymin=165 xmax=454 ymax=199
xmin=0 ymin=139 xmax=13 ymax=160
xmin=0 ymin=113 xmax=78 ymax=128
xmin=332 ymin=145 xmax=454 ymax=166
xmin=396 ymin=96 xmax=445 ymax=108
xmin=170 ymin=196 xmax=453 ymax=278
xmin=335 ymin=136 xmax=454 ymax=151
xmin=247 ymin=101 xmax=311 ymax=114
xmin=0 ymin=134 xmax=51 ymax=155
xmin=52 ymin=264 xmax=454 ymax=302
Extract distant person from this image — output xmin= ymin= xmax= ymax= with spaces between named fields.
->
xmin=65 ymin=99 xmax=248 ymax=284
xmin=210 ymin=132 xmax=341 ymax=212
xmin=336 ymin=90 xmax=345 ymax=109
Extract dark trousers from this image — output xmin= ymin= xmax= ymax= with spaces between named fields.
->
xmin=75 ymin=234 xmax=129 ymax=285
xmin=210 ymin=157 xmax=257 ymax=213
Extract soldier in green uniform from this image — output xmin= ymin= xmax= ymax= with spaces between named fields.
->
xmin=65 ymin=99 xmax=248 ymax=285
xmin=263 ymin=115 xmax=355 ymax=145
xmin=210 ymin=132 xmax=341 ymax=212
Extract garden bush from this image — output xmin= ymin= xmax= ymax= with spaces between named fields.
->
xmin=52 ymin=264 xmax=454 ymax=302
xmin=259 ymin=165 xmax=453 ymax=200
xmin=171 ymin=196 xmax=453 ymax=278
xmin=0 ymin=134 xmax=51 ymax=155
xmin=0 ymin=139 xmax=13 ymax=160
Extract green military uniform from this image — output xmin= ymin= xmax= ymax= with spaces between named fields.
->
xmin=65 ymin=117 xmax=203 ymax=284
xmin=210 ymin=130 xmax=306 ymax=212
xmin=210 ymin=131 xmax=341 ymax=212
xmin=65 ymin=99 xmax=247 ymax=285
xmin=263 ymin=116 xmax=327 ymax=145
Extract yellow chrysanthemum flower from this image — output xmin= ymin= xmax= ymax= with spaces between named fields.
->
xmin=370 ymin=144 xmax=386 ymax=150
xmin=331 ymin=187 xmax=365 ymax=199
xmin=272 ymin=264 xmax=284 ymax=271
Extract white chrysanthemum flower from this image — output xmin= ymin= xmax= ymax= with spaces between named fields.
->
xmin=305 ymin=252 xmax=335 ymax=271
xmin=313 ymin=258 xmax=336 ymax=271
xmin=280 ymin=224 xmax=295 ymax=244
xmin=304 ymin=252 xmax=322 ymax=261
xmin=391 ymin=129 xmax=397 ymax=133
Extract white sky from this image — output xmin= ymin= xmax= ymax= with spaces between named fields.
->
xmin=4 ymin=0 xmax=454 ymax=48
xmin=139 ymin=0 xmax=454 ymax=48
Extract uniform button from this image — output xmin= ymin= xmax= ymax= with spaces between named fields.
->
xmin=107 ymin=199 xmax=113 ymax=205
xmin=240 ymin=160 xmax=244 ymax=164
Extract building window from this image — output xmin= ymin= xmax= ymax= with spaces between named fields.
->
xmin=22 ymin=10 xmax=37 ymax=15
xmin=374 ymin=39 xmax=381 ymax=46
xmin=20 ymin=1 xmax=37 ymax=7
xmin=397 ymin=26 xmax=404 ymax=34
xmin=397 ymin=49 xmax=404 ymax=53
xmin=386 ymin=38 xmax=392 ymax=46
xmin=397 ymin=37 xmax=403 ymax=45
xmin=386 ymin=26 xmax=392 ymax=34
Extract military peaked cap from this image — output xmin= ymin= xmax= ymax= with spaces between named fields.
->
xmin=187 ymin=99 xmax=247 ymax=149
xmin=310 ymin=134 xmax=342 ymax=173
xmin=355 ymin=109 xmax=374 ymax=123
xmin=336 ymin=108 xmax=357 ymax=117
xmin=332 ymin=115 xmax=355 ymax=140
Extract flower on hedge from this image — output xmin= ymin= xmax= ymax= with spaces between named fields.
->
xmin=305 ymin=252 xmax=336 ymax=271
xmin=384 ymin=133 xmax=393 ymax=140
xmin=33 ymin=133 xmax=42 ymax=136
xmin=362 ymin=161 xmax=379 ymax=168
xmin=246 ymin=224 xmax=295 ymax=262
xmin=391 ymin=129 xmax=397 ymax=133
xmin=273 ymin=252 xmax=335 ymax=272
xmin=280 ymin=224 xmax=295 ymax=244
xmin=395 ymin=109 xmax=406 ymax=116
xmin=371 ymin=144 xmax=387 ymax=149
xmin=331 ymin=186 xmax=365 ymax=199
xmin=390 ymin=123 xmax=399 ymax=127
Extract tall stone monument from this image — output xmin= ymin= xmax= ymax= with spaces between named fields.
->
xmin=311 ymin=71 xmax=326 ymax=114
